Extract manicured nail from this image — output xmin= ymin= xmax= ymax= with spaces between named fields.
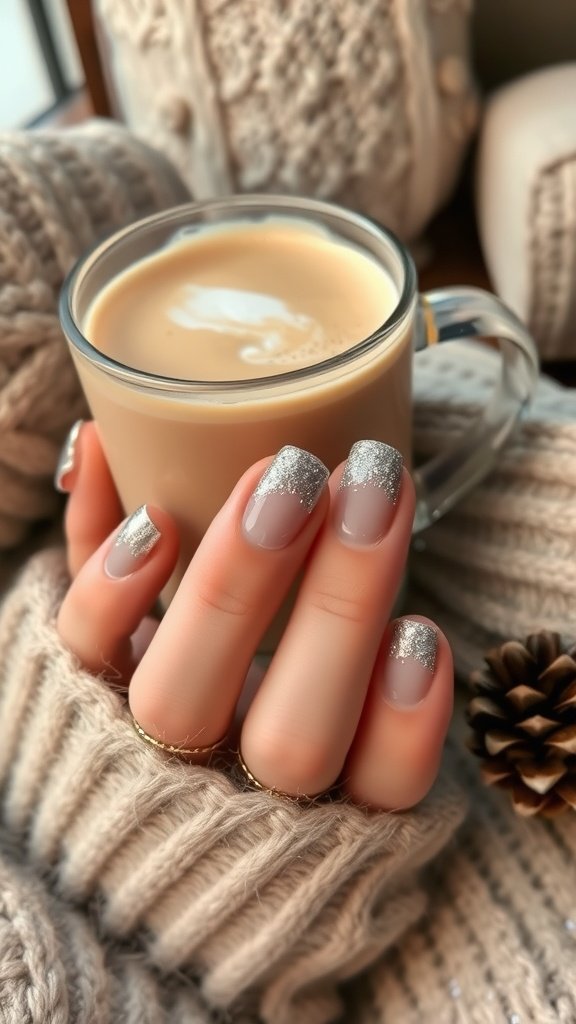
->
xmin=337 ymin=440 xmax=403 ymax=545
xmin=105 ymin=505 xmax=161 ymax=579
xmin=54 ymin=420 xmax=83 ymax=493
xmin=243 ymin=445 xmax=329 ymax=550
xmin=381 ymin=620 xmax=438 ymax=707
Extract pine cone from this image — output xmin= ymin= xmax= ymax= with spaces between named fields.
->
xmin=467 ymin=631 xmax=576 ymax=817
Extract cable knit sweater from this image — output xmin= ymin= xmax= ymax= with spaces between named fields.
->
xmin=0 ymin=550 xmax=464 ymax=1024
xmin=3 ymin=535 xmax=576 ymax=1024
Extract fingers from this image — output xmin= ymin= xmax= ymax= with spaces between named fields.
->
xmin=342 ymin=616 xmax=453 ymax=809
xmin=240 ymin=441 xmax=415 ymax=796
xmin=56 ymin=421 xmax=123 ymax=578
xmin=57 ymin=505 xmax=179 ymax=678
xmin=128 ymin=447 xmax=330 ymax=750
xmin=56 ymin=432 xmax=452 ymax=810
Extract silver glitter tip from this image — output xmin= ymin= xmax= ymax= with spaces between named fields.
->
xmin=54 ymin=419 xmax=83 ymax=492
xmin=253 ymin=445 xmax=329 ymax=512
xmin=389 ymin=619 xmax=437 ymax=672
xmin=115 ymin=505 xmax=161 ymax=558
xmin=339 ymin=440 xmax=403 ymax=504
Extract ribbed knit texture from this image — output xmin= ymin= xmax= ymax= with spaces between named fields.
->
xmin=0 ymin=551 xmax=464 ymax=1024
xmin=350 ymin=704 xmax=576 ymax=1024
xmin=410 ymin=341 xmax=576 ymax=676
xmin=0 ymin=121 xmax=189 ymax=551
xmin=93 ymin=0 xmax=478 ymax=242
xmin=0 ymin=827 xmax=231 ymax=1024
xmin=529 ymin=154 xmax=576 ymax=358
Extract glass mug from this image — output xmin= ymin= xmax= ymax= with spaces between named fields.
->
xmin=60 ymin=196 xmax=538 ymax=614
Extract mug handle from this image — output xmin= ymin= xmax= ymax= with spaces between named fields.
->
xmin=412 ymin=286 xmax=539 ymax=532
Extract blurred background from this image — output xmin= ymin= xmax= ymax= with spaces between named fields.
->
xmin=1 ymin=0 xmax=84 ymax=129
xmin=3 ymin=0 xmax=575 ymax=131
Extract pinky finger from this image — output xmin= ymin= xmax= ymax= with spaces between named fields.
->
xmin=342 ymin=616 xmax=453 ymax=810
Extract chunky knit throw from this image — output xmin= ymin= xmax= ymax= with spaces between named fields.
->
xmin=3 ymin=549 xmax=576 ymax=1023
xmin=93 ymin=0 xmax=478 ymax=241
xmin=352 ymin=703 xmax=576 ymax=1024
xmin=411 ymin=342 xmax=576 ymax=676
xmin=0 ymin=122 xmax=188 ymax=551
xmin=0 ymin=551 xmax=464 ymax=1024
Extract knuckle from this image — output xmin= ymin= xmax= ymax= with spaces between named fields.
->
xmin=195 ymin=582 xmax=250 ymax=618
xmin=243 ymin=727 xmax=336 ymax=796
xmin=309 ymin=574 xmax=369 ymax=624
xmin=66 ymin=580 xmax=108 ymax=635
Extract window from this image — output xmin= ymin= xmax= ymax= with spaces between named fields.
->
xmin=0 ymin=0 xmax=84 ymax=129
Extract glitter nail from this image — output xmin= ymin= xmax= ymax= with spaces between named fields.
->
xmin=54 ymin=419 xmax=83 ymax=493
xmin=252 ymin=446 xmax=329 ymax=512
xmin=339 ymin=440 xmax=403 ymax=504
xmin=389 ymin=620 xmax=438 ymax=672
xmin=115 ymin=505 xmax=161 ymax=558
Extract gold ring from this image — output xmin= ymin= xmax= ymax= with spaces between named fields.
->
xmin=236 ymin=748 xmax=322 ymax=804
xmin=131 ymin=714 xmax=227 ymax=759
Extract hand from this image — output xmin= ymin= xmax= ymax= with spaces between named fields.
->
xmin=56 ymin=422 xmax=453 ymax=809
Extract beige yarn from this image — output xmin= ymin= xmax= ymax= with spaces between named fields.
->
xmin=0 ymin=550 xmax=464 ymax=1024
xmin=0 ymin=121 xmax=189 ymax=551
xmin=352 ymin=705 xmax=576 ymax=1024
xmin=0 ymin=828 xmax=227 ymax=1024
xmin=93 ymin=0 xmax=479 ymax=241
xmin=410 ymin=341 xmax=576 ymax=675
xmin=2 ymin=550 xmax=576 ymax=1023
xmin=529 ymin=154 xmax=576 ymax=356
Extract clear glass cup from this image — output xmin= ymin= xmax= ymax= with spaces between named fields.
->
xmin=60 ymin=196 xmax=538 ymax=603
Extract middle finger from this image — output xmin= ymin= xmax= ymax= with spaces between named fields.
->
xmin=128 ymin=446 xmax=330 ymax=749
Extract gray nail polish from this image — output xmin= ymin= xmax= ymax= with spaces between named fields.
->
xmin=337 ymin=440 xmax=403 ymax=545
xmin=243 ymin=445 xmax=329 ymax=550
xmin=382 ymin=620 xmax=438 ymax=708
xmin=105 ymin=505 xmax=161 ymax=579
xmin=54 ymin=420 xmax=83 ymax=493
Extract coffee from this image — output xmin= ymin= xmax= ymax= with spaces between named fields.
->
xmin=85 ymin=219 xmax=397 ymax=380
xmin=73 ymin=214 xmax=412 ymax=606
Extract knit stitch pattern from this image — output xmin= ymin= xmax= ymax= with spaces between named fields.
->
xmin=350 ymin=705 xmax=576 ymax=1024
xmin=0 ymin=122 xmax=188 ymax=551
xmin=410 ymin=342 xmax=576 ymax=675
xmin=529 ymin=154 xmax=576 ymax=358
xmin=0 ymin=828 xmax=230 ymax=1024
xmin=94 ymin=0 xmax=478 ymax=241
xmin=0 ymin=551 xmax=464 ymax=1024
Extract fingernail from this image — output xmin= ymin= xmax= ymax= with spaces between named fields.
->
xmin=381 ymin=620 xmax=438 ymax=707
xmin=243 ymin=445 xmax=329 ymax=550
xmin=54 ymin=420 xmax=83 ymax=493
xmin=105 ymin=505 xmax=161 ymax=579
xmin=337 ymin=440 xmax=403 ymax=545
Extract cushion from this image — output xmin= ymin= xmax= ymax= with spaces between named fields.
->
xmin=476 ymin=64 xmax=576 ymax=361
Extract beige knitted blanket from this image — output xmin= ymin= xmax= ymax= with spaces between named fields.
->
xmin=0 ymin=121 xmax=188 ymax=550
xmin=0 ymin=550 xmax=464 ymax=1024
xmin=2 ymin=546 xmax=576 ymax=1023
